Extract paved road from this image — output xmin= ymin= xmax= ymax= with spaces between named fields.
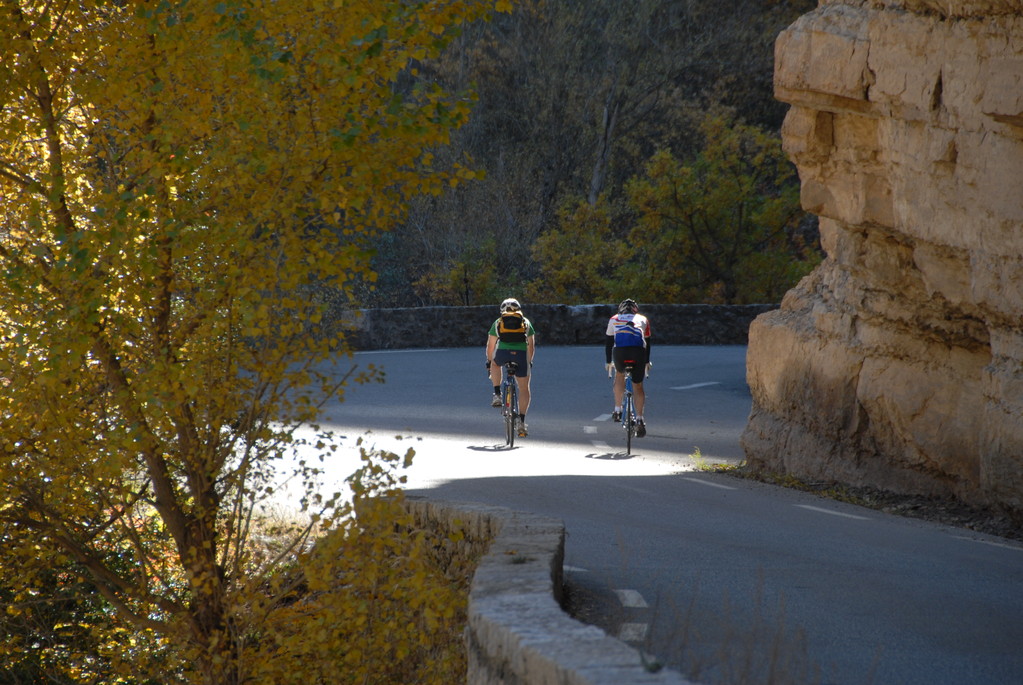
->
xmin=280 ymin=345 xmax=1023 ymax=685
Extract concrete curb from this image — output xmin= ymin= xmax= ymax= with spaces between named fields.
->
xmin=403 ymin=496 xmax=698 ymax=684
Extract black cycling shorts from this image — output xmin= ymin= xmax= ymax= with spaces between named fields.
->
xmin=494 ymin=348 xmax=529 ymax=377
xmin=613 ymin=346 xmax=647 ymax=383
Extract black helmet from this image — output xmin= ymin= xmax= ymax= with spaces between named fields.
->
xmin=618 ymin=298 xmax=639 ymax=314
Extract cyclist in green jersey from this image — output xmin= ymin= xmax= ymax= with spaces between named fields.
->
xmin=485 ymin=298 xmax=536 ymax=436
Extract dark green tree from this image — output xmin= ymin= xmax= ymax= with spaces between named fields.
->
xmin=623 ymin=112 xmax=818 ymax=303
xmin=366 ymin=0 xmax=818 ymax=307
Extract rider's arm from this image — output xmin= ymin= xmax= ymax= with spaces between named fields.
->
xmin=605 ymin=335 xmax=614 ymax=364
xmin=486 ymin=334 xmax=497 ymax=364
xmin=527 ymin=334 xmax=535 ymax=365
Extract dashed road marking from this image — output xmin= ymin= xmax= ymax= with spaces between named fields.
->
xmin=796 ymin=504 xmax=870 ymax=520
xmin=613 ymin=589 xmax=650 ymax=644
xmin=671 ymin=381 xmax=721 ymax=390
xmin=582 ymin=425 xmax=597 ymax=434
xmin=594 ymin=413 xmax=613 ymax=422
xmin=683 ymin=477 xmax=737 ymax=490
xmin=591 ymin=441 xmax=610 ymax=449
xmin=614 ymin=589 xmax=648 ymax=608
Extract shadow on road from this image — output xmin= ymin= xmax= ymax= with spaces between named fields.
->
xmin=585 ymin=451 xmax=634 ymax=460
xmin=466 ymin=443 xmax=523 ymax=452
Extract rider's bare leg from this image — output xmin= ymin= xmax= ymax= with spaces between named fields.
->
xmin=612 ymin=372 xmax=625 ymax=410
xmin=489 ymin=362 xmax=502 ymax=392
xmin=634 ymin=380 xmax=645 ymax=418
xmin=519 ymin=375 xmax=531 ymax=416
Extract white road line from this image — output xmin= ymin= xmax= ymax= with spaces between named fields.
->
xmin=563 ymin=565 xmax=590 ymax=573
xmin=671 ymin=381 xmax=721 ymax=390
xmin=582 ymin=425 xmax=597 ymax=434
xmin=683 ymin=477 xmax=737 ymax=490
xmin=953 ymin=536 xmax=1023 ymax=551
xmin=614 ymin=589 xmax=649 ymax=608
xmin=796 ymin=504 xmax=870 ymax=520
xmin=594 ymin=413 xmax=613 ymax=422
xmin=591 ymin=441 xmax=610 ymax=449
xmin=618 ymin=623 xmax=649 ymax=642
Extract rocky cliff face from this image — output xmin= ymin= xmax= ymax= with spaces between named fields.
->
xmin=742 ymin=0 xmax=1023 ymax=509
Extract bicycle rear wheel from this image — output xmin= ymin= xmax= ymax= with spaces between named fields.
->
xmin=624 ymin=394 xmax=634 ymax=455
xmin=504 ymin=384 xmax=517 ymax=447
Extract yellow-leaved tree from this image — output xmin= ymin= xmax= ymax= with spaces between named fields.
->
xmin=0 ymin=1 xmax=507 ymax=683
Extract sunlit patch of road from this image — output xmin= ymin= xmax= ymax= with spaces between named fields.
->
xmin=340 ymin=427 xmax=695 ymax=487
xmin=264 ymin=423 xmax=696 ymax=517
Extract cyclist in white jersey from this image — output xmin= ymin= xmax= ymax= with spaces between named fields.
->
xmin=604 ymin=298 xmax=651 ymax=437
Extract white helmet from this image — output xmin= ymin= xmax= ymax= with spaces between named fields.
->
xmin=500 ymin=298 xmax=521 ymax=313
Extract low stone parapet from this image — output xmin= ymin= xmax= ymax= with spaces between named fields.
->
xmin=336 ymin=304 xmax=776 ymax=350
xmin=403 ymin=496 xmax=698 ymax=684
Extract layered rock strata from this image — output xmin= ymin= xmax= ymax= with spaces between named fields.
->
xmin=742 ymin=0 xmax=1023 ymax=509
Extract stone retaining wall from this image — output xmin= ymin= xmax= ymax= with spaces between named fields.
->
xmin=403 ymin=496 xmax=697 ymax=684
xmin=336 ymin=304 xmax=777 ymax=350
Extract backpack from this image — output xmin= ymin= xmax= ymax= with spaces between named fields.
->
xmin=497 ymin=312 xmax=527 ymax=343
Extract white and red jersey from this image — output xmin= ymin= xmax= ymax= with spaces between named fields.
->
xmin=606 ymin=312 xmax=651 ymax=348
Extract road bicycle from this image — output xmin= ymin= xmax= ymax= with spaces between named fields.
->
xmin=611 ymin=362 xmax=639 ymax=455
xmin=500 ymin=361 xmax=520 ymax=447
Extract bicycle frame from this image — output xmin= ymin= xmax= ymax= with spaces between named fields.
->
xmin=611 ymin=362 xmax=638 ymax=455
xmin=500 ymin=362 xmax=520 ymax=447
xmin=622 ymin=365 xmax=636 ymax=455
